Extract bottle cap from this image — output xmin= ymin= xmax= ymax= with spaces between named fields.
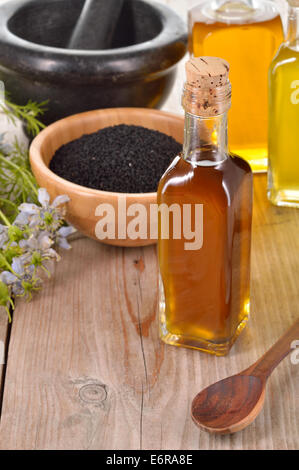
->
xmin=182 ymin=57 xmax=231 ymax=117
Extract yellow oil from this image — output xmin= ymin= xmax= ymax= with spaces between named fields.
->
xmin=158 ymin=153 xmax=252 ymax=356
xmin=268 ymin=41 xmax=299 ymax=207
xmin=189 ymin=2 xmax=283 ymax=172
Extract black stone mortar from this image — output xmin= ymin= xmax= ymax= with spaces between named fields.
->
xmin=0 ymin=0 xmax=187 ymax=124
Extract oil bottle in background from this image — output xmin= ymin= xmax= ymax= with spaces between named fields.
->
xmin=189 ymin=0 xmax=283 ymax=172
xmin=268 ymin=0 xmax=299 ymax=207
xmin=158 ymin=57 xmax=253 ymax=356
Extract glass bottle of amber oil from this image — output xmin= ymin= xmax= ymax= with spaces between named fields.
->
xmin=268 ymin=0 xmax=299 ymax=207
xmin=158 ymin=57 xmax=253 ymax=356
xmin=189 ymin=0 xmax=283 ymax=172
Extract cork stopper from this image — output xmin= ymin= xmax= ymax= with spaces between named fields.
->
xmin=182 ymin=57 xmax=231 ymax=117
xmin=288 ymin=0 xmax=299 ymax=7
xmin=186 ymin=57 xmax=229 ymax=88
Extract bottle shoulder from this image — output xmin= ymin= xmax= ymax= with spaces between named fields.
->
xmin=229 ymin=152 xmax=252 ymax=173
xmin=270 ymin=44 xmax=299 ymax=73
xmin=161 ymin=153 xmax=251 ymax=175
xmin=189 ymin=0 xmax=281 ymax=26
xmin=158 ymin=154 xmax=252 ymax=197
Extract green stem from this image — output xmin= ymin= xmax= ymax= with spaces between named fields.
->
xmin=0 ymin=154 xmax=38 ymax=197
xmin=0 ymin=197 xmax=18 ymax=210
xmin=5 ymin=305 xmax=12 ymax=323
xmin=40 ymin=264 xmax=51 ymax=278
xmin=3 ymin=99 xmax=47 ymax=137
xmin=0 ymin=253 xmax=21 ymax=278
xmin=0 ymin=208 xmax=12 ymax=226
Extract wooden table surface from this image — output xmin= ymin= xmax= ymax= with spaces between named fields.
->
xmin=0 ymin=175 xmax=298 ymax=450
xmin=0 ymin=0 xmax=296 ymax=451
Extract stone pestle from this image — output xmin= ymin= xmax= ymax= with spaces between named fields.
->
xmin=68 ymin=0 xmax=125 ymax=50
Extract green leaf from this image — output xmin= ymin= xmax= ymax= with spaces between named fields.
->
xmin=8 ymin=225 xmax=23 ymax=242
xmin=0 ymin=281 xmax=13 ymax=321
xmin=0 ymin=280 xmax=10 ymax=306
xmin=3 ymin=245 xmax=22 ymax=264
xmin=1 ymin=98 xmax=48 ymax=137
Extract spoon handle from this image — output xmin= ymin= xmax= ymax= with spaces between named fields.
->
xmin=243 ymin=318 xmax=299 ymax=380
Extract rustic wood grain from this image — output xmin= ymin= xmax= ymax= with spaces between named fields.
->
xmin=0 ymin=0 xmax=294 ymax=451
xmin=191 ymin=319 xmax=299 ymax=434
xmin=0 ymin=175 xmax=298 ymax=450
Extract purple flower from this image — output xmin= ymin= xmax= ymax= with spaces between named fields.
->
xmin=18 ymin=188 xmax=70 ymax=230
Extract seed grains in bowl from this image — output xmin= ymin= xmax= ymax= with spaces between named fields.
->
xmin=49 ymin=124 xmax=182 ymax=193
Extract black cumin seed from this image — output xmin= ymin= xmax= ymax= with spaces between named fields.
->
xmin=49 ymin=124 xmax=182 ymax=193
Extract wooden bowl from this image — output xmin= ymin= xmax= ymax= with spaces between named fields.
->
xmin=29 ymin=107 xmax=184 ymax=247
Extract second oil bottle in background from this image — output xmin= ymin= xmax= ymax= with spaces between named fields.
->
xmin=189 ymin=0 xmax=283 ymax=172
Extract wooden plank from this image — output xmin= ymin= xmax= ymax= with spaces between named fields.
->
xmin=0 ymin=175 xmax=298 ymax=450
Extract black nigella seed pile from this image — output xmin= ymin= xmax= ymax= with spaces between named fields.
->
xmin=50 ymin=124 xmax=182 ymax=193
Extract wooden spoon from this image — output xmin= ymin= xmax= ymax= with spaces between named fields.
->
xmin=191 ymin=318 xmax=299 ymax=434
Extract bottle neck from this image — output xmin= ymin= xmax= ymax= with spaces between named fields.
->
xmin=286 ymin=3 xmax=299 ymax=44
xmin=216 ymin=0 xmax=253 ymax=6
xmin=204 ymin=1 xmax=280 ymax=24
xmin=183 ymin=112 xmax=228 ymax=164
xmin=214 ymin=0 xmax=255 ymax=21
